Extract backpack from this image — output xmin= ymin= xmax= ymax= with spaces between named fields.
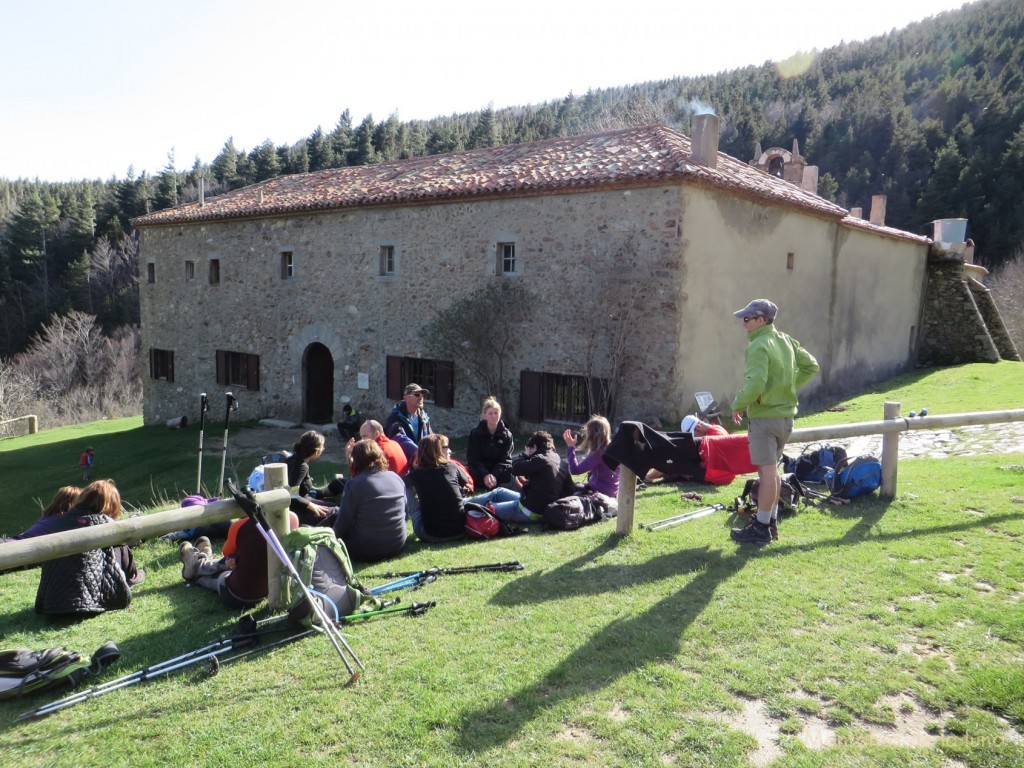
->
xmin=542 ymin=492 xmax=617 ymax=531
xmin=825 ymin=455 xmax=882 ymax=499
xmin=464 ymin=502 xmax=500 ymax=539
xmin=782 ymin=443 xmax=848 ymax=483
xmin=0 ymin=642 xmax=119 ymax=699
xmin=279 ymin=528 xmax=382 ymax=626
xmin=735 ymin=473 xmax=806 ymax=517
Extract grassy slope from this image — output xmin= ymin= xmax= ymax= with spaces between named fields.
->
xmin=0 ymin=362 xmax=1022 ymax=767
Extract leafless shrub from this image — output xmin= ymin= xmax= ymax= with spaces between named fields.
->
xmin=987 ymin=245 xmax=1024 ymax=352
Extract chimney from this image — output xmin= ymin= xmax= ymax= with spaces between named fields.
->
xmin=869 ymin=195 xmax=887 ymax=226
xmin=199 ymin=177 xmax=205 ymax=207
xmin=850 ymin=206 xmax=863 ymax=219
xmin=801 ymin=166 xmax=819 ymax=195
xmin=690 ymin=114 xmax=719 ymax=169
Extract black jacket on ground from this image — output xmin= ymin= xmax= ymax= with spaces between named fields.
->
xmin=512 ymin=448 xmax=575 ymax=515
xmin=465 ymin=420 xmax=514 ymax=486
xmin=603 ymin=421 xmax=703 ymax=479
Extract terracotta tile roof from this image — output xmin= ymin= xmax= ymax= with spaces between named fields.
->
xmin=132 ymin=124 xmax=853 ymax=228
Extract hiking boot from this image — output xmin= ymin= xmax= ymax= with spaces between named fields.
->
xmin=735 ymin=515 xmax=779 ymax=540
xmin=730 ymin=519 xmax=772 ymax=544
xmin=195 ymin=536 xmax=213 ymax=558
xmin=179 ymin=541 xmax=200 ymax=581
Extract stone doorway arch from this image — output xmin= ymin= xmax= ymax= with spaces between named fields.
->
xmin=303 ymin=342 xmax=334 ymax=423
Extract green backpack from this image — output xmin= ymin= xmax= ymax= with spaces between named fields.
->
xmin=0 ymin=642 xmax=119 ymax=699
xmin=279 ymin=528 xmax=383 ymax=626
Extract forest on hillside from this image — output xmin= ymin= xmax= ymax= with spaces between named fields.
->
xmin=1 ymin=0 xmax=1022 ymax=428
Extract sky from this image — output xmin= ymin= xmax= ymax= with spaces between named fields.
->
xmin=0 ymin=0 xmax=975 ymax=183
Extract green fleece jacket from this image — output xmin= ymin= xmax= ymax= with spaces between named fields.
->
xmin=730 ymin=323 xmax=819 ymax=419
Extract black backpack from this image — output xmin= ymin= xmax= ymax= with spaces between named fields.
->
xmin=543 ymin=492 xmax=617 ymax=531
xmin=735 ymin=473 xmax=806 ymax=517
xmin=782 ymin=443 xmax=848 ymax=483
xmin=0 ymin=643 xmax=119 ymax=699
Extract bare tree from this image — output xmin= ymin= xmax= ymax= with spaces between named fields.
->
xmin=419 ymin=282 xmax=533 ymax=425
xmin=987 ymin=244 xmax=1024 ymax=352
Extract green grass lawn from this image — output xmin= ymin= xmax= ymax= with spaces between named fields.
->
xmin=1 ymin=363 xmax=1022 ymax=767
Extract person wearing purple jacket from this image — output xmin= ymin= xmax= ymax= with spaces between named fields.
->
xmin=562 ymin=415 xmax=620 ymax=497
xmin=2 ymin=486 xmax=81 ymax=542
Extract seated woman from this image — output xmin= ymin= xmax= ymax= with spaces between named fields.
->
xmin=286 ymin=430 xmax=342 ymax=526
xmin=35 ymin=480 xmax=144 ymax=616
xmin=404 ymin=434 xmax=470 ymax=543
xmin=2 ymin=486 xmax=81 ymax=542
xmin=468 ymin=431 xmax=575 ymax=524
xmin=466 ymin=397 xmax=514 ymax=491
xmin=179 ymin=510 xmax=300 ymax=609
xmin=332 ymin=440 xmax=408 ymax=562
xmin=562 ymin=415 xmax=620 ymax=497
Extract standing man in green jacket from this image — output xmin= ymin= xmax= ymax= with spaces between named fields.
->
xmin=729 ymin=299 xmax=819 ymax=544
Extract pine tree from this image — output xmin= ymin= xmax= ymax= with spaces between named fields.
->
xmin=155 ymin=151 xmax=179 ymax=210
xmin=212 ymin=138 xmax=240 ymax=187
xmin=467 ymin=106 xmax=497 ymax=149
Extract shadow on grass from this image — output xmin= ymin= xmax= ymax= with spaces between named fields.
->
xmin=455 ymin=506 xmax=1024 ymax=753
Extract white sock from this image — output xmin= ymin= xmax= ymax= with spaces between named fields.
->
xmin=756 ymin=509 xmax=772 ymax=525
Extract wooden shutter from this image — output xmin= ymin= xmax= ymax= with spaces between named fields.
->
xmin=386 ymin=356 xmax=403 ymax=400
xmin=519 ymin=370 xmax=543 ymax=422
xmin=216 ymin=350 xmax=227 ymax=385
xmin=247 ymin=354 xmax=260 ymax=391
xmin=149 ymin=349 xmax=156 ymax=380
xmin=434 ymin=361 xmax=454 ymax=408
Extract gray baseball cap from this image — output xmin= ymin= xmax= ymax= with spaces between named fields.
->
xmin=732 ymin=299 xmax=778 ymax=321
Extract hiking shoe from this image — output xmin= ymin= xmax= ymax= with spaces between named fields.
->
xmin=179 ymin=542 xmax=200 ymax=581
xmin=195 ymin=536 xmax=213 ymax=558
xmin=730 ymin=519 xmax=772 ymax=544
xmin=734 ymin=516 xmax=779 ymax=540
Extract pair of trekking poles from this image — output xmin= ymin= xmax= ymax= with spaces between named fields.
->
xmin=639 ymin=503 xmax=726 ymax=531
xmin=195 ymin=392 xmax=238 ymax=497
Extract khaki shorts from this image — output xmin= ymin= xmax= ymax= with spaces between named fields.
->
xmin=747 ymin=417 xmax=794 ymax=466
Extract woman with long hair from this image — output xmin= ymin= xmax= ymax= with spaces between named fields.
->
xmin=35 ymin=479 xmax=143 ymax=616
xmin=404 ymin=433 xmax=470 ymax=542
xmin=2 ymin=486 xmax=81 ymax=542
xmin=286 ymin=430 xmax=341 ymax=526
xmin=562 ymin=415 xmax=620 ymax=496
xmin=332 ymin=439 xmax=407 ymax=562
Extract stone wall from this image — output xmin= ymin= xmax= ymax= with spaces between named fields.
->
xmin=966 ymin=276 xmax=1022 ymax=361
xmin=917 ymin=253 xmax=1000 ymax=366
xmin=139 ymin=186 xmax=685 ymax=433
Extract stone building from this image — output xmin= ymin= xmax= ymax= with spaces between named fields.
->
xmin=133 ymin=119 xmax=935 ymax=434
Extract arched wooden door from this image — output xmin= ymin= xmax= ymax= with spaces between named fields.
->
xmin=303 ymin=343 xmax=334 ymax=423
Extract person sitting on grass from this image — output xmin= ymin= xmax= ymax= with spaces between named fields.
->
xmin=467 ymin=431 xmax=575 ymax=524
xmin=286 ymin=430 xmax=342 ymax=526
xmin=35 ymin=479 xmax=144 ymax=616
xmin=347 ymin=420 xmax=409 ymax=476
xmin=562 ymin=415 xmax=620 ymax=497
xmin=466 ymin=396 xmax=515 ymax=491
xmin=332 ymin=439 xmax=408 ymax=562
xmin=404 ymin=433 xmax=470 ymax=543
xmin=179 ymin=510 xmax=299 ymax=609
xmin=2 ymin=486 xmax=81 ymax=542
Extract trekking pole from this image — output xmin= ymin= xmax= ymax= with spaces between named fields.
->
xmin=15 ymin=623 xmax=302 ymax=721
xmin=228 ymin=482 xmax=364 ymax=683
xmin=641 ymin=503 xmax=725 ymax=531
xmin=196 ymin=392 xmax=209 ymax=494
xmin=367 ymin=561 xmax=523 ymax=595
xmin=216 ymin=392 xmax=239 ymax=496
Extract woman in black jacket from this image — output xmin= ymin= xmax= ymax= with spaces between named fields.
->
xmin=404 ymin=434 xmax=470 ymax=542
xmin=465 ymin=397 xmax=514 ymax=490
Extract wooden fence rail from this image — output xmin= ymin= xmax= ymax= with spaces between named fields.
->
xmin=615 ymin=403 xmax=1024 ymax=535
xmin=0 ymin=414 xmax=38 ymax=435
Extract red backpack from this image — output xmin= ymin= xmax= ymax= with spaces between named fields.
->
xmin=464 ymin=502 xmax=499 ymax=539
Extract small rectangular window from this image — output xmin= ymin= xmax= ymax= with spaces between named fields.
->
xmin=146 ymin=263 xmax=155 ymax=284
xmin=786 ymin=252 xmax=795 ymax=270
xmin=519 ymin=370 xmax=608 ymax=423
xmin=185 ymin=260 xmax=196 ymax=281
xmin=149 ymin=349 xmax=174 ymax=382
xmin=498 ymin=242 xmax=516 ymax=275
xmin=281 ymin=251 xmax=294 ymax=279
xmin=379 ymin=245 xmax=396 ymax=276
xmin=209 ymin=258 xmax=221 ymax=284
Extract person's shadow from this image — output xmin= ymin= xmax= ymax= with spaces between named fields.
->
xmin=456 ymin=534 xmax=750 ymax=752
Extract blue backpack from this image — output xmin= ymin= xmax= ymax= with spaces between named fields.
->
xmin=825 ymin=456 xmax=882 ymax=499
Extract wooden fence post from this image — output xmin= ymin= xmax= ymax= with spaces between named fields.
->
xmin=615 ymin=466 xmax=637 ymax=536
xmin=880 ymin=401 xmax=901 ymax=498
xmin=263 ymin=462 xmax=290 ymax=609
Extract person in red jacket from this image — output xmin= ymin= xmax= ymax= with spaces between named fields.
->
xmin=644 ymin=416 xmax=756 ymax=485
